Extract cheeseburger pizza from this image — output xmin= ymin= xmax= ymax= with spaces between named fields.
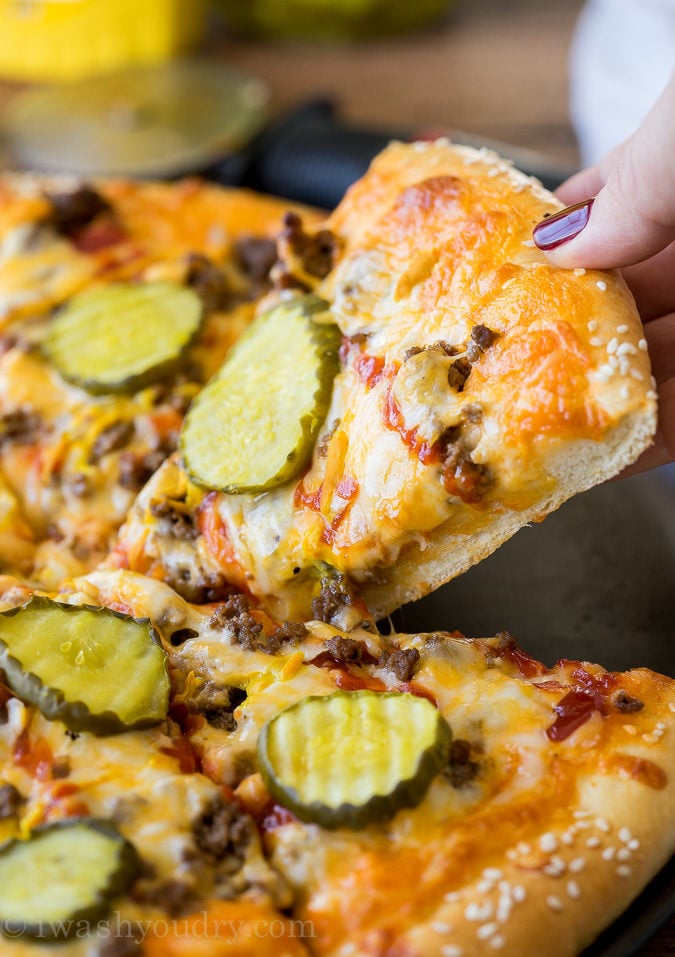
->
xmin=0 ymin=174 xmax=318 ymax=588
xmin=0 ymin=567 xmax=671 ymax=957
xmin=110 ymin=141 xmax=656 ymax=621
xmin=0 ymin=141 xmax=670 ymax=957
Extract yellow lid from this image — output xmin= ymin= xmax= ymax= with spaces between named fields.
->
xmin=0 ymin=0 xmax=208 ymax=82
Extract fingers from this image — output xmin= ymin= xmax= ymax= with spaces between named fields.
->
xmin=534 ymin=73 xmax=675 ymax=269
xmin=621 ymin=241 xmax=675 ymax=321
xmin=618 ymin=314 xmax=675 ymax=477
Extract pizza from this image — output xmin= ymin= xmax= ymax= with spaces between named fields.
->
xmin=0 ymin=174 xmax=319 ymax=588
xmin=108 ymin=141 xmax=656 ymax=621
xmin=0 ymin=143 xmax=670 ymax=957
xmin=0 ymin=567 xmax=670 ymax=957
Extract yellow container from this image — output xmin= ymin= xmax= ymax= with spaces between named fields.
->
xmin=0 ymin=0 xmax=209 ymax=83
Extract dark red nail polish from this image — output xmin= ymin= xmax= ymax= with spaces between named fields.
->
xmin=533 ymin=198 xmax=594 ymax=250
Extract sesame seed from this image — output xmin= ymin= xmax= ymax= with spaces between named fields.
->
xmin=642 ymin=732 xmax=659 ymax=744
xmin=620 ymin=385 xmax=630 ymax=401
xmin=606 ymin=337 xmax=619 ymax=354
xmin=670 ymin=703 xmax=675 ymax=713
xmin=646 ymin=390 xmax=658 ymax=401
xmin=539 ymin=833 xmax=559 ymax=853
xmin=618 ymin=827 xmax=632 ymax=843
xmin=628 ymin=839 xmax=640 ymax=851
xmin=496 ymin=897 xmax=512 ymax=923
xmin=595 ymin=818 xmax=611 ymax=833
xmin=650 ymin=375 xmax=657 ymax=388
xmin=506 ymin=849 xmax=518 ymax=861
xmin=638 ymin=339 xmax=648 ymax=351
xmin=544 ymin=862 xmax=565 ymax=877
xmin=653 ymin=728 xmax=665 ymax=738
xmin=617 ymin=324 xmax=629 ymax=334
xmin=574 ymin=820 xmax=592 ymax=830
xmin=498 ymin=881 xmax=511 ymax=895
xmin=466 ymin=902 xmax=493 ymax=922
xmin=516 ymin=842 xmax=532 ymax=855
xmin=546 ymin=895 xmax=564 ymax=912
xmin=573 ymin=268 xmax=586 ymax=276
xmin=562 ymin=832 xmax=575 ymax=846
xmin=623 ymin=724 xmax=637 ymax=734
xmin=602 ymin=847 xmax=616 ymax=861
xmin=567 ymin=880 xmax=581 ymax=899
xmin=511 ymin=885 xmax=526 ymax=904
xmin=630 ymin=369 xmax=644 ymax=381
xmin=487 ymin=166 xmax=501 ymax=177
xmin=432 ymin=922 xmax=453 ymax=934
xmin=616 ymin=865 xmax=632 ymax=878
xmin=569 ymin=857 xmax=586 ymax=873
xmin=477 ymin=880 xmax=494 ymax=894
xmin=656 ymin=722 xmax=666 ymax=731
xmin=444 ymin=891 xmax=461 ymax=903
xmin=588 ymin=320 xmax=598 ymax=332
xmin=589 ymin=337 xmax=602 ymax=347
xmin=608 ymin=354 xmax=620 ymax=368
xmin=596 ymin=280 xmax=607 ymax=291
xmin=483 ymin=868 xmax=503 ymax=882
xmin=619 ymin=358 xmax=631 ymax=376
xmin=586 ymin=836 xmax=601 ymax=848
xmin=477 ymin=922 xmax=499 ymax=940
xmin=441 ymin=946 xmax=463 ymax=957
xmin=522 ymin=239 xmax=535 ymax=247
xmin=617 ymin=342 xmax=637 ymax=356
xmin=574 ymin=810 xmax=592 ymax=819
xmin=598 ymin=363 xmax=616 ymax=378
xmin=490 ymin=935 xmax=506 ymax=950
xmin=617 ymin=848 xmax=632 ymax=862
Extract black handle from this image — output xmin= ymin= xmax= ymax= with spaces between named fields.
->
xmin=211 ymin=99 xmax=399 ymax=208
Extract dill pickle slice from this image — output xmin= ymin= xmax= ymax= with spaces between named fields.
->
xmin=44 ymin=281 xmax=203 ymax=394
xmin=180 ymin=294 xmax=340 ymax=493
xmin=258 ymin=690 xmax=452 ymax=830
xmin=0 ymin=819 xmax=140 ymax=939
xmin=0 ymin=596 xmax=169 ymax=735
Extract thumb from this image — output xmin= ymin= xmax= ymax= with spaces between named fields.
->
xmin=533 ymin=74 xmax=675 ymax=270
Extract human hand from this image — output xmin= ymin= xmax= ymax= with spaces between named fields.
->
xmin=532 ymin=73 xmax=675 ymax=474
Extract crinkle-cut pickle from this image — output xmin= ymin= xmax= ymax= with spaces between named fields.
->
xmin=258 ymin=690 xmax=452 ymax=829
xmin=0 ymin=819 xmax=140 ymax=939
xmin=180 ymin=294 xmax=340 ymax=494
xmin=0 ymin=596 xmax=169 ymax=734
xmin=44 ymin=281 xmax=203 ymax=394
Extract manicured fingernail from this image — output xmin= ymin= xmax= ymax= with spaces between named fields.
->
xmin=533 ymin=198 xmax=594 ymax=250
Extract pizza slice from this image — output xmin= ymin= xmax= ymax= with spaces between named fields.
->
xmin=0 ymin=174 xmax=320 ymax=588
xmin=0 ymin=574 xmax=315 ymax=957
xmin=109 ymin=140 xmax=657 ymax=621
xmin=53 ymin=567 xmax=675 ymax=957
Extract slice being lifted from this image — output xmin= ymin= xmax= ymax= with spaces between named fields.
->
xmin=112 ymin=140 xmax=657 ymax=620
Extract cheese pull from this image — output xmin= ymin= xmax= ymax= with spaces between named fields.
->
xmin=0 ymin=596 xmax=169 ymax=734
xmin=0 ymin=819 xmax=140 ymax=939
xmin=257 ymin=690 xmax=452 ymax=829
xmin=44 ymin=281 xmax=203 ymax=394
xmin=180 ymin=294 xmax=341 ymax=494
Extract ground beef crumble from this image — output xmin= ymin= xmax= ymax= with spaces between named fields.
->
xmin=210 ymin=594 xmax=307 ymax=654
xmin=193 ymin=794 xmax=252 ymax=868
xmin=45 ymin=185 xmax=111 ymax=237
xmin=311 ymin=573 xmax=357 ymax=625
xmin=379 ymin=647 xmax=420 ymax=682
xmin=0 ymin=783 xmax=24 ymax=819
xmin=149 ymin=498 xmax=198 ymax=540
xmin=444 ymin=739 xmax=482 ymax=788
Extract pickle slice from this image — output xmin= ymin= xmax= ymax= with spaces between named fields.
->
xmin=0 ymin=596 xmax=169 ymax=735
xmin=180 ymin=295 xmax=340 ymax=493
xmin=258 ymin=690 xmax=452 ymax=829
xmin=44 ymin=281 xmax=203 ymax=394
xmin=0 ymin=819 xmax=140 ymax=939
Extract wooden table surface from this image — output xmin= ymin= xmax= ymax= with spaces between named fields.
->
xmin=0 ymin=0 xmax=672 ymax=952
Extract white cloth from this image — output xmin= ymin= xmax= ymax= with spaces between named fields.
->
xmin=571 ymin=0 xmax=675 ymax=164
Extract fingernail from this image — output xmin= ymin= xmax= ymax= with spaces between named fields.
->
xmin=533 ymin=198 xmax=594 ymax=250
